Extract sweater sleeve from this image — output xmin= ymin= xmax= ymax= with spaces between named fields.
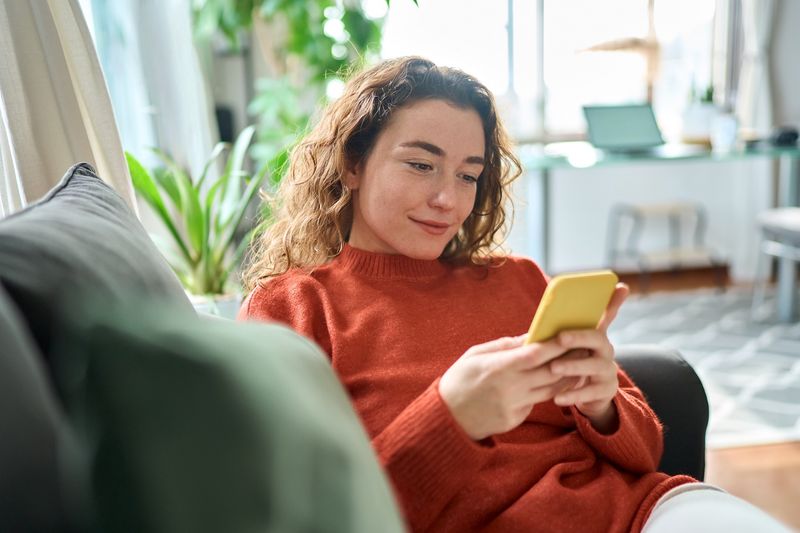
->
xmin=570 ymin=368 xmax=663 ymax=474
xmin=373 ymin=377 xmax=496 ymax=532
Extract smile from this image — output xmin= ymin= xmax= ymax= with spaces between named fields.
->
xmin=410 ymin=218 xmax=450 ymax=235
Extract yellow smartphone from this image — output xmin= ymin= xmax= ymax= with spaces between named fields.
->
xmin=524 ymin=270 xmax=619 ymax=344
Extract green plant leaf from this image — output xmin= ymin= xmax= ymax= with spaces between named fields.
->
xmin=183 ymin=181 xmax=206 ymax=260
xmin=197 ymin=141 xmax=227 ymax=190
xmin=214 ymin=155 xmax=272 ymax=267
xmin=125 ymin=151 xmax=193 ymax=264
xmin=221 ymin=217 xmax=272 ymax=294
xmin=226 ymin=125 xmax=256 ymax=181
xmin=200 ymin=173 xmax=227 ymax=295
xmin=218 ymin=125 xmax=256 ymax=232
xmin=151 ymin=147 xmax=194 ymax=185
xmin=150 ymin=148 xmax=193 ymax=222
xmin=148 ymin=231 xmax=191 ymax=277
xmin=152 ymin=167 xmax=182 ymax=211
xmin=151 ymin=148 xmax=206 ymax=260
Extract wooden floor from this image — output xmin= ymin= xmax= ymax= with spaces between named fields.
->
xmin=635 ymin=266 xmax=800 ymax=530
xmin=616 ymin=264 xmax=730 ymax=294
xmin=706 ymin=442 xmax=800 ymax=530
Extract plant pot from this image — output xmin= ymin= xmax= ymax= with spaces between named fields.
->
xmin=681 ymin=103 xmax=719 ymax=146
xmin=188 ymin=292 xmax=242 ymax=320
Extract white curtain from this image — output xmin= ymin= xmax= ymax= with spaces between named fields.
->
xmin=90 ymin=0 xmax=218 ymax=179
xmin=0 ymin=0 xmax=135 ymax=218
xmin=736 ymin=0 xmax=777 ymax=136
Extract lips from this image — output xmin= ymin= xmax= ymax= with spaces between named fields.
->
xmin=410 ymin=217 xmax=451 ymax=235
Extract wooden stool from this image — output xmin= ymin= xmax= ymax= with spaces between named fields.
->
xmin=606 ymin=202 xmax=725 ymax=292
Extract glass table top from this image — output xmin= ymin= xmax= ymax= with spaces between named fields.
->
xmin=517 ymin=141 xmax=800 ymax=171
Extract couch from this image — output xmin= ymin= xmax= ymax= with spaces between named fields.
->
xmin=0 ymin=163 xmax=709 ymax=532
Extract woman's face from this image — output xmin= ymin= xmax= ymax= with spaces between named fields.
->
xmin=346 ymin=99 xmax=486 ymax=260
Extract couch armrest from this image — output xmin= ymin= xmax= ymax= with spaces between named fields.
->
xmin=616 ymin=345 xmax=709 ymax=481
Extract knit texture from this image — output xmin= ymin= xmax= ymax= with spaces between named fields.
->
xmin=239 ymin=245 xmax=695 ymax=532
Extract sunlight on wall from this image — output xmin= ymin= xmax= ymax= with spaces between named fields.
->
xmin=380 ymin=0 xmax=716 ymax=139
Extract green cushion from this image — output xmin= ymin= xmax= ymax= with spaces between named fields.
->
xmin=0 ymin=283 xmax=67 ymax=531
xmin=0 ymin=163 xmax=193 ymax=362
xmin=54 ymin=298 xmax=405 ymax=533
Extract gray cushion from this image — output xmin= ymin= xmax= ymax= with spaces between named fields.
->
xmin=758 ymin=207 xmax=800 ymax=244
xmin=0 ymin=283 xmax=66 ymax=532
xmin=0 ymin=163 xmax=193 ymax=364
xmin=54 ymin=298 xmax=406 ymax=533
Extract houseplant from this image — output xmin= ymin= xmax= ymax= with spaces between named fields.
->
xmin=126 ymin=125 xmax=281 ymax=317
xmin=191 ymin=0 xmax=400 ymax=167
xmin=682 ymin=84 xmax=719 ymax=146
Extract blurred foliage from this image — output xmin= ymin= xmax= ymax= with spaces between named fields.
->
xmin=191 ymin=0 xmax=416 ymax=166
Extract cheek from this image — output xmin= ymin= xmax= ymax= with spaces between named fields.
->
xmin=370 ymin=180 xmax=411 ymax=211
xmin=457 ymin=187 xmax=478 ymax=221
xmin=361 ymin=180 xmax=404 ymax=222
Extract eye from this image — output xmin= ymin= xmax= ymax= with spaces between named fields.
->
xmin=460 ymin=174 xmax=479 ymax=184
xmin=408 ymin=162 xmax=433 ymax=172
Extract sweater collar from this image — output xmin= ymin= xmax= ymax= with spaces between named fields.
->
xmin=336 ymin=244 xmax=448 ymax=279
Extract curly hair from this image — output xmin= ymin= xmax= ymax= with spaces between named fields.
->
xmin=241 ymin=56 xmax=522 ymax=292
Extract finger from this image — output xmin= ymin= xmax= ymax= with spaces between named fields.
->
xmin=466 ymin=334 xmax=525 ymax=356
xmin=556 ymin=329 xmax=613 ymax=356
xmin=555 ymin=348 xmax=591 ymax=362
xmin=499 ymin=338 xmax=569 ymax=371
xmin=598 ymin=283 xmax=630 ymax=333
xmin=554 ymin=375 xmax=583 ymax=394
xmin=520 ymin=364 xmax=565 ymax=389
xmin=550 ymin=356 xmax=612 ymax=378
xmin=554 ymin=383 xmax=615 ymax=406
xmin=538 ymin=349 xmax=590 ymax=378
xmin=525 ymin=378 xmax=576 ymax=405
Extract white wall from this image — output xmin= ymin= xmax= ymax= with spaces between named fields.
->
xmin=505 ymin=158 xmax=772 ymax=281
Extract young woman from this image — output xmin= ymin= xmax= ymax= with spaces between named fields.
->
xmin=238 ymin=57 xmax=790 ymax=532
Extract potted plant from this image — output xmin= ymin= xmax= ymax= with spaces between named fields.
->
xmin=682 ymin=83 xmax=719 ymax=146
xmin=125 ymin=125 xmax=278 ymax=318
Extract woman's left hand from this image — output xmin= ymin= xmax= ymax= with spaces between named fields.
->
xmin=548 ymin=283 xmax=630 ymax=432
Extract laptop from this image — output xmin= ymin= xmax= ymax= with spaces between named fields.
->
xmin=583 ymin=103 xmax=668 ymax=154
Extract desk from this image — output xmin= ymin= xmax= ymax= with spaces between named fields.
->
xmin=518 ymin=142 xmax=800 ymax=322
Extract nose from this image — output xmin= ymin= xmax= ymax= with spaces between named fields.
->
xmin=428 ymin=176 xmax=457 ymax=211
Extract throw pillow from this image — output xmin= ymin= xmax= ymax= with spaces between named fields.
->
xmin=0 ymin=163 xmax=193 ymax=361
xmin=53 ymin=297 xmax=406 ymax=533
xmin=0 ymin=283 xmax=68 ymax=532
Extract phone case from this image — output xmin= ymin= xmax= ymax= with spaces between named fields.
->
xmin=524 ymin=270 xmax=619 ymax=344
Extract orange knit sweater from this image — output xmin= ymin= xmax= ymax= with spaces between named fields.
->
xmin=238 ymin=245 xmax=695 ymax=532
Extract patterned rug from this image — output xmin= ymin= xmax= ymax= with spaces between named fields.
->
xmin=608 ymin=286 xmax=800 ymax=449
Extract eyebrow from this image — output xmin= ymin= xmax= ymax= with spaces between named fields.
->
xmin=399 ymin=140 xmax=485 ymax=166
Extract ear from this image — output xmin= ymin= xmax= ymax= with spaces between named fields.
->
xmin=344 ymin=161 xmax=362 ymax=190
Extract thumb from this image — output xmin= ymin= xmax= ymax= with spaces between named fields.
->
xmin=598 ymin=283 xmax=630 ymax=333
xmin=466 ymin=334 xmax=526 ymax=356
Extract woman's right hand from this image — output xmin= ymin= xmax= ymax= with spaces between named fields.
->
xmin=438 ymin=335 xmax=583 ymax=440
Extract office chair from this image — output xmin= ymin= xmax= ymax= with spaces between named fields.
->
xmin=751 ymin=207 xmax=800 ymax=319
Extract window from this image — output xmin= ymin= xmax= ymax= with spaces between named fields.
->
xmin=380 ymin=0 xmax=511 ymax=95
xmin=380 ymin=0 xmax=717 ymax=142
